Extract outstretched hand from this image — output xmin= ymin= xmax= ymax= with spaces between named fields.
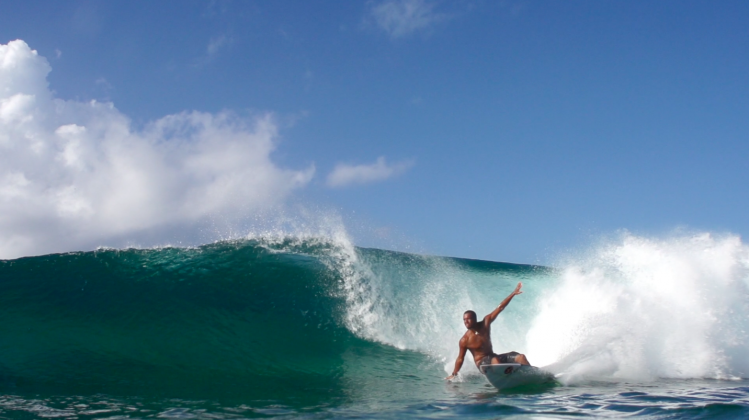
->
xmin=513 ymin=282 xmax=523 ymax=296
xmin=445 ymin=374 xmax=456 ymax=381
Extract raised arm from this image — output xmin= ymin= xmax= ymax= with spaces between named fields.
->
xmin=445 ymin=336 xmax=468 ymax=380
xmin=484 ymin=282 xmax=523 ymax=325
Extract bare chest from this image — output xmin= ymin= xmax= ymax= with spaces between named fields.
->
xmin=465 ymin=330 xmax=491 ymax=350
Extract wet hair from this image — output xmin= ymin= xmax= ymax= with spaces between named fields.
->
xmin=463 ymin=310 xmax=477 ymax=320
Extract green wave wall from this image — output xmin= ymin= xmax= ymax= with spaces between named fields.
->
xmin=0 ymin=239 xmax=544 ymax=402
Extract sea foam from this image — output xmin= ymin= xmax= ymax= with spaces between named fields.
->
xmin=527 ymin=232 xmax=749 ymax=382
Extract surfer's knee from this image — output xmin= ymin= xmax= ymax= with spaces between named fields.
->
xmin=516 ymin=354 xmax=531 ymax=366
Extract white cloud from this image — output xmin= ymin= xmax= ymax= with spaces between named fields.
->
xmin=0 ymin=40 xmax=314 ymax=259
xmin=194 ymin=35 xmax=232 ymax=67
xmin=327 ymin=157 xmax=413 ymax=188
xmin=370 ymin=0 xmax=447 ymax=39
xmin=207 ymin=35 xmax=230 ymax=56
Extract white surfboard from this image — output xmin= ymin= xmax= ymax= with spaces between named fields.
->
xmin=480 ymin=363 xmax=556 ymax=390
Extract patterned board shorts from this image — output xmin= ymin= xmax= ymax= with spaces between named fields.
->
xmin=479 ymin=351 xmax=519 ymax=366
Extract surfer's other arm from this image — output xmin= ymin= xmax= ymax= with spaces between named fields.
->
xmin=485 ymin=282 xmax=523 ymax=324
xmin=445 ymin=337 xmax=468 ymax=380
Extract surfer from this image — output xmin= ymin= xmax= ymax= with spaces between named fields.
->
xmin=445 ymin=282 xmax=530 ymax=380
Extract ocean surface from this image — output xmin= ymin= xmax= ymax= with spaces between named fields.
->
xmin=1 ymin=232 xmax=748 ymax=419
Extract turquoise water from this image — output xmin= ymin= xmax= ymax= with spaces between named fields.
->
xmin=1 ymin=234 xmax=748 ymax=418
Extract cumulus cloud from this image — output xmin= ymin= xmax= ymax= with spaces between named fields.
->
xmin=0 ymin=40 xmax=314 ymax=259
xmin=326 ymin=157 xmax=413 ymax=188
xmin=370 ymin=0 xmax=447 ymax=39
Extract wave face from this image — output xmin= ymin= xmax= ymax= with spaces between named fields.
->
xmin=1 ymin=232 xmax=748 ymax=403
xmin=0 ymin=239 xmax=357 ymax=400
xmin=0 ymin=236 xmax=543 ymax=401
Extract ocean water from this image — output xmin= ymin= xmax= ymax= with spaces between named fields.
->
xmin=1 ymin=231 xmax=748 ymax=419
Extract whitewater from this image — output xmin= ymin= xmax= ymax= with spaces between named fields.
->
xmin=1 ymin=226 xmax=748 ymax=419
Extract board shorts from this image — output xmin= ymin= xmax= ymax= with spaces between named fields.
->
xmin=478 ymin=351 xmax=520 ymax=367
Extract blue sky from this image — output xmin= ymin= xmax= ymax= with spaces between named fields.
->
xmin=1 ymin=0 xmax=748 ymax=263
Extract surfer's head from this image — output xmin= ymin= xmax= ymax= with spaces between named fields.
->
xmin=463 ymin=310 xmax=477 ymax=329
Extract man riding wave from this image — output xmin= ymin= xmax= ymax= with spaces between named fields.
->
xmin=445 ymin=282 xmax=531 ymax=380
